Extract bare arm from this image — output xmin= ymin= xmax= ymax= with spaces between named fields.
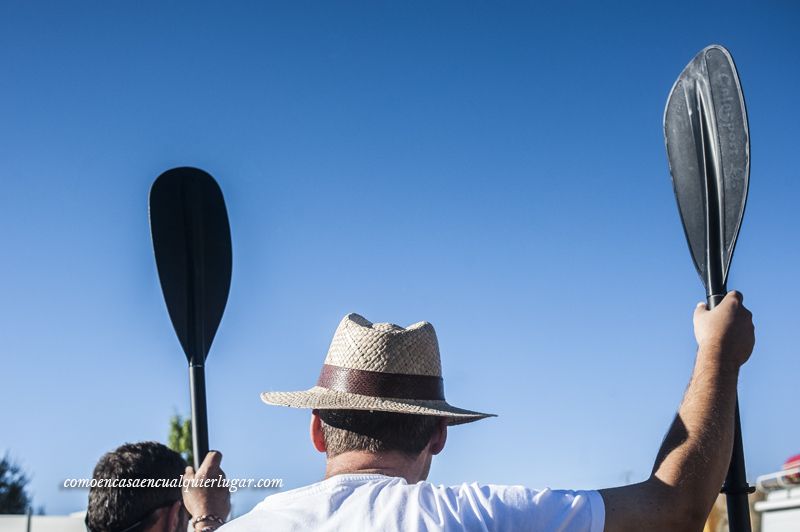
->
xmin=600 ymin=291 xmax=754 ymax=532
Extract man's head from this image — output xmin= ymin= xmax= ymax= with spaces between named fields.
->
xmin=260 ymin=313 xmax=493 ymax=481
xmin=86 ymin=441 xmax=188 ymax=532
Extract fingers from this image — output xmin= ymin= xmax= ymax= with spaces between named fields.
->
xmin=722 ymin=291 xmax=752 ymax=319
xmin=184 ymin=465 xmax=195 ymax=480
xmin=697 ymin=291 xmax=745 ymax=314
xmin=721 ymin=291 xmax=743 ymax=309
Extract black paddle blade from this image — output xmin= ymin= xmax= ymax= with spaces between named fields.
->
xmin=149 ymin=167 xmax=232 ymax=365
xmin=664 ymin=44 xmax=749 ymax=298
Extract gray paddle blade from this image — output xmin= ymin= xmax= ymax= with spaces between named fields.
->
xmin=149 ymin=167 xmax=232 ymax=364
xmin=664 ymin=45 xmax=749 ymax=294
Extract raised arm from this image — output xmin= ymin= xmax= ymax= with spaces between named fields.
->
xmin=600 ymin=291 xmax=754 ymax=532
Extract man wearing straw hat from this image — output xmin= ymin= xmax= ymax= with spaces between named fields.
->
xmin=222 ymin=291 xmax=754 ymax=531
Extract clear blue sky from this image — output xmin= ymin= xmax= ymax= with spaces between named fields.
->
xmin=1 ymin=0 xmax=798 ymax=516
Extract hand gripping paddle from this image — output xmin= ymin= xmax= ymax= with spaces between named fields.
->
xmin=664 ymin=45 xmax=753 ymax=531
xmin=149 ymin=167 xmax=232 ymax=469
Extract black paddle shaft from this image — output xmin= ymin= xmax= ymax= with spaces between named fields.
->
xmin=189 ymin=365 xmax=209 ymax=467
xmin=664 ymin=45 xmax=752 ymax=531
xmin=150 ymin=167 xmax=232 ymax=470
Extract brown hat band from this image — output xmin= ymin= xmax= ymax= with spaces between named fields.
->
xmin=317 ymin=364 xmax=445 ymax=401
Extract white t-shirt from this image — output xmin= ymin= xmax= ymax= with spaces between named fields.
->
xmin=220 ymin=474 xmax=605 ymax=531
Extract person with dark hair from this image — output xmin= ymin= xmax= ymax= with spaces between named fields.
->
xmin=86 ymin=441 xmax=230 ymax=532
xmin=222 ymin=292 xmax=754 ymax=531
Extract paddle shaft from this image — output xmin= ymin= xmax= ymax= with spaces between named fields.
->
xmin=189 ymin=364 xmax=209 ymax=470
xmin=706 ymin=292 xmax=751 ymax=532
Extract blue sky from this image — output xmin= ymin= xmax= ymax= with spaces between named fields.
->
xmin=1 ymin=0 xmax=798 ymax=516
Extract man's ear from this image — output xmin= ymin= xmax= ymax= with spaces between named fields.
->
xmin=163 ymin=500 xmax=183 ymax=532
xmin=429 ymin=418 xmax=448 ymax=455
xmin=310 ymin=410 xmax=327 ymax=453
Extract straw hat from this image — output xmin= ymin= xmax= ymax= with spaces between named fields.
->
xmin=261 ymin=313 xmax=495 ymax=425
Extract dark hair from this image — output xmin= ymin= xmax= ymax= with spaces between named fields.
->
xmin=86 ymin=442 xmax=186 ymax=532
xmin=318 ymin=409 xmax=441 ymax=457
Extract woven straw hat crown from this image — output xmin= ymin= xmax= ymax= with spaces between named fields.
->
xmin=325 ymin=314 xmax=442 ymax=376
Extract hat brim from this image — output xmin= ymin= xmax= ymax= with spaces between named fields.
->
xmin=261 ymin=386 xmax=495 ymax=426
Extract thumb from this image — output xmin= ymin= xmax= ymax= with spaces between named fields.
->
xmin=203 ymin=450 xmax=223 ymax=471
xmin=184 ymin=466 xmax=195 ymax=481
xmin=694 ymin=301 xmax=707 ymax=319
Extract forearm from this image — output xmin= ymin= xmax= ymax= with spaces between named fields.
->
xmin=600 ymin=293 xmax=753 ymax=532
xmin=650 ymin=346 xmax=739 ymax=523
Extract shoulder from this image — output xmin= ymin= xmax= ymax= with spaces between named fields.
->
xmin=430 ymin=482 xmax=605 ymax=531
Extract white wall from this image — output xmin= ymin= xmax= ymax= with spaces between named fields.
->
xmin=0 ymin=514 xmax=85 ymax=532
